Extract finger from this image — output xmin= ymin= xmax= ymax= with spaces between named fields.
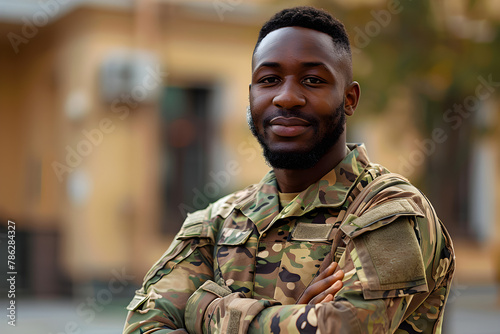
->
xmin=309 ymin=262 xmax=338 ymax=288
xmin=310 ymin=280 xmax=343 ymax=304
xmin=324 ymin=280 xmax=342 ymax=295
xmin=317 ymin=269 xmax=343 ymax=288
xmin=298 ymin=277 xmax=336 ymax=304
xmin=309 ymin=273 xmax=345 ymax=304
xmin=316 ymin=268 xmax=344 ymax=292
xmin=333 ymin=269 xmax=344 ymax=281
xmin=319 ymin=294 xmax=334 ymax=303
xmin=297 ymin=263 xmax=342 ymax=304
xmin=308 ymin=272 xmax=341 ymax=296
xmin=316 ymin=261 xmax=338 ymax=281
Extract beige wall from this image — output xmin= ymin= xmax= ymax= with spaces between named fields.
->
xmin=1 ymin=1 xmax=499 ymax=288
xmin=0 ymin=5 xmax=268 ymax=284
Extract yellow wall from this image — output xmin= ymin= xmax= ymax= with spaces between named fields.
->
xmin=0 ymin=5 xmax=268 ymax=284
xmin=1 ymin=1 xmax=499 ymax=288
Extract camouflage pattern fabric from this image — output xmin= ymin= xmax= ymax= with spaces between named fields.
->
xmin=123 ymin=143 xmax=455 ymax=334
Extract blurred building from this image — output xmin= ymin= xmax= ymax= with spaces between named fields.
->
xmin=0 ymin=0 xmax=274 ymax=296
xmin=0 ymin=0 xmax=499 ymax=299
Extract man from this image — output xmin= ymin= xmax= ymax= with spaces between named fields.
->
xmin=123 ymin=6 xmax=455 ymax=334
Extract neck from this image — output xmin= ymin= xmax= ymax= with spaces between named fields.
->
xmin=273 ymin=136 xmax=347 ymax=193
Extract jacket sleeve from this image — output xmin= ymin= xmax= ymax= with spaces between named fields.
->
xmin=183 ymin=280 xmax=281 ymax=333
xmin=122 ymin=209 xmax=216 ymax=334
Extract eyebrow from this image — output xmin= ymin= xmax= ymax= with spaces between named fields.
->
xmin=302 ymin=62 xmax=328 ymax=68
xmin=255 ymin=61 xmax=330 ymax=70
xmin=256 ymin=61 xmax=280 ymax=69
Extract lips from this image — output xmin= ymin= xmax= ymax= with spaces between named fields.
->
xmin=269 ymin=116 xmax=311 ymax=137
xmin=269 ymin=116 xmax=311 ymax=126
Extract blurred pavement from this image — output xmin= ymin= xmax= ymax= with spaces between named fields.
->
xmin=446 ymin=284 xmax=500 ymax=334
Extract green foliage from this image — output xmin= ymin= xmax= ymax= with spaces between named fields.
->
xmin=312 ymin=0 xmax=499 ymax=133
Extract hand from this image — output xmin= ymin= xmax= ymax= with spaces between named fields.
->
xmin=296 ymin=261 xmax=344 ymax=305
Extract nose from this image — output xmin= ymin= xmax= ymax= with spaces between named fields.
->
xmin=272 ymin=80 xmax=306 ymax=110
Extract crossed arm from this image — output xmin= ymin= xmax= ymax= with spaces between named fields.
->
xmin=122 ymin=237 xmax=413 ymax=334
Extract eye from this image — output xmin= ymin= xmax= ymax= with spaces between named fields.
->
xmin=259 ymin=76 xmax=280 ymax=84
xmin=303 ymin=77 xmax=325 ymax=85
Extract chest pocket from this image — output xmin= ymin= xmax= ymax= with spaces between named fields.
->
xmin=269 ymin=222 xmax=335 ymax=305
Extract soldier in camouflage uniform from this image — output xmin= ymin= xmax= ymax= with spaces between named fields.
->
xmin=123 ymin=6 xmax=455 ymax=334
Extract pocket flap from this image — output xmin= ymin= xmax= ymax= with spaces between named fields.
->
xmin=126 ymin=292 xmax=149 ymax=311
xmin=177 ymin=210 xmax=214 ymax=241
xmin=291 ymin=223 xmax=334 ymax=242
xmin=340 ymin=198 xmax=424 ymax=238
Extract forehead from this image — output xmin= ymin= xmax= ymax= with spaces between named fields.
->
xmin=253 ymin=26 xmax=347 ymax=72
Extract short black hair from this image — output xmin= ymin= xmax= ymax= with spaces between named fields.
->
xmin=254 ymin=6 xmax=351 ymax=58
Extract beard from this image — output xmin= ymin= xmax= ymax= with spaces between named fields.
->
xmin=247 ymin=101 xmax=346 ymax=170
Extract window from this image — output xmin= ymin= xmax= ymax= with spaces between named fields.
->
xmin=159 ymin=86 xmax=215 ymax=233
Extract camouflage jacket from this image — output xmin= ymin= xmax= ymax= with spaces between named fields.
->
xmin=123 ymin=144 xmax=455 ymax=334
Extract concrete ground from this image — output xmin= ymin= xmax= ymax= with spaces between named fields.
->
xmin=446 ymin=284 xmax=500 ymax=334
xmin=1 ymin=284 xmax=499 ymax=333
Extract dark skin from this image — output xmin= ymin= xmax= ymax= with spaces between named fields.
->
xmin=249 ymin=27 xmax=360 ymax=304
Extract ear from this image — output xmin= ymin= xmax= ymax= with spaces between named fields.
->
xmin=344 ymin=81 xmax=360 ymax=116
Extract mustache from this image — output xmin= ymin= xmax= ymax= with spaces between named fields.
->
xmin=262 ymin=109 xmax=319 ymax=126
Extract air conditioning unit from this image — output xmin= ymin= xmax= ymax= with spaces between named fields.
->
xmin=99 ymin=49 xmax=163 ymax=104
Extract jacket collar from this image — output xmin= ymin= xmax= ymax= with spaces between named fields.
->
xmin=234 ymin=143 xmax=371 ymax=233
